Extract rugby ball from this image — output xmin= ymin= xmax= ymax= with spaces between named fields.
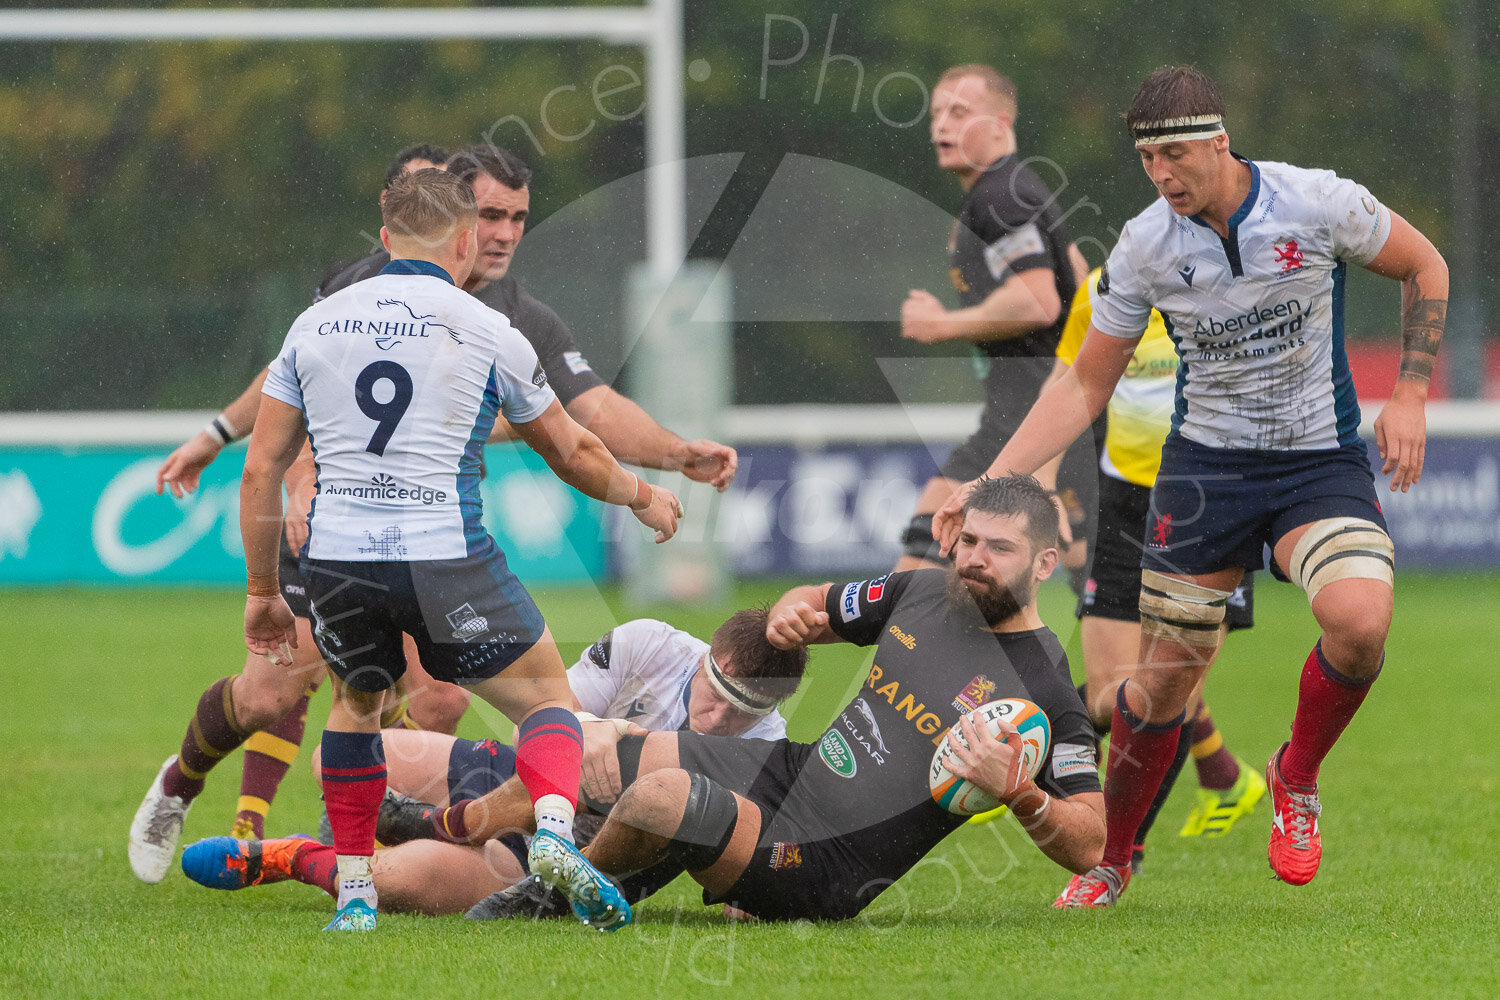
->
xmin=929 ymin=698 xmax=1050 ymax=815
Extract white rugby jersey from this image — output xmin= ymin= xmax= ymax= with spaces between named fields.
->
xmin=263 ymin=260 xmax=556 ymax=560
xmin=566 ymin=618 xmax=787 ymax=740
xmin=1092 ymin=157 xmax=1392 ymax=451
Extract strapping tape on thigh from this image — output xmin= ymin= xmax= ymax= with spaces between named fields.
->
xmin=1138 ymin=569 xmax=1230 ymax=648
xmin=1287 ymin=518 xmax=1394 ymax=602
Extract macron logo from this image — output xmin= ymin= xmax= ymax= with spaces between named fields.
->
xmin=1178 ymin=265 xmax=1196 ymax=287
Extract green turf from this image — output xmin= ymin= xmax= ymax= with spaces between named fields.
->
xmin=1 ymin=575 xmax=1497 ymax=999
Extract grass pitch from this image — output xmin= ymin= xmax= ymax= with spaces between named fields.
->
xmin=1 ymin=574 xmax=1496 ymax=999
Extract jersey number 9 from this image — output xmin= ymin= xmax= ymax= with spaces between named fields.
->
xmin=354 ymin=361 xmax=413 ymax=456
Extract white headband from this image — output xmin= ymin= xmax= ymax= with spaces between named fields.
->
xmin=703 ymin=651 xmax=778 ymax=716
xmin=1131 ymin=114 xmax=1226 ymax=148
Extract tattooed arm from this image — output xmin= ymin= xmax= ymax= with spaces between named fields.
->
xmin=1363 ymin=210 xmax=1449 ymax=492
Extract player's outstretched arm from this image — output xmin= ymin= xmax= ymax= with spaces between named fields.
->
xmin=1365 ymin=210 xmax=1448 ymax=493
xmin=565 ymin=386 xmax=738 ymax=491
xmin=932 ymin=325 xmax=1134 ymax=555
xmin=240 ymin=396 xmax=306 ymax=663
xmin=943 ymin=715 xmax=1105 ymax=874
xmin=513 ymin=399 xmax=683 ymax=543
xmin=766 ymin=584 xmax=837 ymax=649
xmin=901 ymin=268 xmax=1061 ymax=345
xmin=156 ymin=367 xmax=270 ymax=497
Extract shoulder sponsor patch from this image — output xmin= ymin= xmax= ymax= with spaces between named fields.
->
xmin=585 ymin=630 xmax=614 ymax=669
xmin=562 ymin=350 xmax=592 ymax=375
xmin=865 ymin=575 xmax=888 ymax=602
xmin=531 ymin=363 xmax=549 ymax=388
xmin=982 ymin=223 xmax=1046 ymax=280
xmin=839 ymin=581 xmax=862 ymax=623
xmin=1051 ymin=741 xmax=1099 ymax=780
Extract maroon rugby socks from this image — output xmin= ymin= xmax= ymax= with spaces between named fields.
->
xmin=236 ymin=686 xmax=314 ymax=837
xmin=164 ymin=676 xmax=250 ymax=802
xmin=1280 ymin=642 xmax=1378 ymax=789
xmin=1101 ymin=686 xmax=1184 ymax=869
xmin=1189 ymin=702 xmax=1241 ymax=791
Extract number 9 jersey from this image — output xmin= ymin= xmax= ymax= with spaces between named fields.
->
xmin=262 ymin=259 xmax=556 ymax=561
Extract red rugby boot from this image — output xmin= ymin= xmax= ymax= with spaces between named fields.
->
xmin=1266 ymin=743 xmax=1323 ymax=885
xmin=1052 ymin=863 xmax=1130 ymax=908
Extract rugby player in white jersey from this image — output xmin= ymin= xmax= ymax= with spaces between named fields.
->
xmin=240 ymin=169 xmax=684 ymax=931
xmin=175 ymin=609 xmax=808 ymax=917
xmin=934 ymin=65 xmax=1446 ymax=906
xmin=130 ymin=143 xmax=739 ymax=876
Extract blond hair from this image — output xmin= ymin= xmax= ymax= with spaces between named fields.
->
xmin=381 ymin=168 xmax=477 ymax=245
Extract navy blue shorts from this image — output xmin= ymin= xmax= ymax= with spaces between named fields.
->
xmin=446 ymin=737 xmax=517 ymax=802
xmin=443 ymin=736 xmax=531 ymax=869
xmin=1142 ymin=435 xmax=1386 ymax=577
xmin=301 ymin=535 xmax=546 ymax=693
xmin=1078 ymin=474 xmax=1255 ymax=629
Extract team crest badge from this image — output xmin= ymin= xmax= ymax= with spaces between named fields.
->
xmin=1150 ymin=513 xmax=1173 ymax=549
xmin=770 ymin=842 xmax=803 ymax=871
xmin=1273 ymin=239 xmax=1305 ymax=274
xmin=952 ymin=674 xmax=996 ymax=713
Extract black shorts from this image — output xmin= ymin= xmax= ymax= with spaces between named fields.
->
xmin=675 ymin=734 xmax=811 ymax=807
xmin=672 ymin=735 xmax=896 ymax=922
xmin=1143 ymin=435 xmax=1385 ymax=576
xmin=278 ymin=531 xmax=312 ymax=620
xmin=1078 ymin=474 xmax=1254 ymax=629
xmin=301 ymin=536 xmax=546 ymax=693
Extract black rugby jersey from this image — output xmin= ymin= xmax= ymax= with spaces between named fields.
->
xmin=950 ymin=155 xmax=1080 ymax=435
xmin=760 ymin=570 xmax=1100 ymax=892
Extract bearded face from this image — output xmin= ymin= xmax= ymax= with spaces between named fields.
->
xmin=944 ymin=561 xmax=1032 ymax=627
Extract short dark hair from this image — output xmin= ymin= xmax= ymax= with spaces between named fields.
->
xmin=381 ymin=168 xmax=477 ymax=243
xmin=445 ymin=143 xmax=533 ymax=193
xmin=384 ymin=144 xmax=450 ymax=190
xmin=711 ymin=607 xmax=809 ymax=706
xmin=1125 ymin=65 xmax=1225 ymax=136
xmin=937 ymin=64 xmax=1018 ymax=119
xmin=962 ymin=474 xmax=1059 ymax=554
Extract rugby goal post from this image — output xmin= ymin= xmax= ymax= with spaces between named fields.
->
xmin=0 ymin=4 xmax=740 ymax=602
xmin=0 ymin=4 xmax=686 ymax=277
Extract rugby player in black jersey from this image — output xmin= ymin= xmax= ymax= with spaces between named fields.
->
xmin=896 ymin=64 xmax=1098 ymax=573
xmin=460 ymin=475 xmax=1104 ymax=922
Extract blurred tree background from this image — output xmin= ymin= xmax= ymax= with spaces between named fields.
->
xmin=0 ymin=0 xmax=1494 ymax=409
